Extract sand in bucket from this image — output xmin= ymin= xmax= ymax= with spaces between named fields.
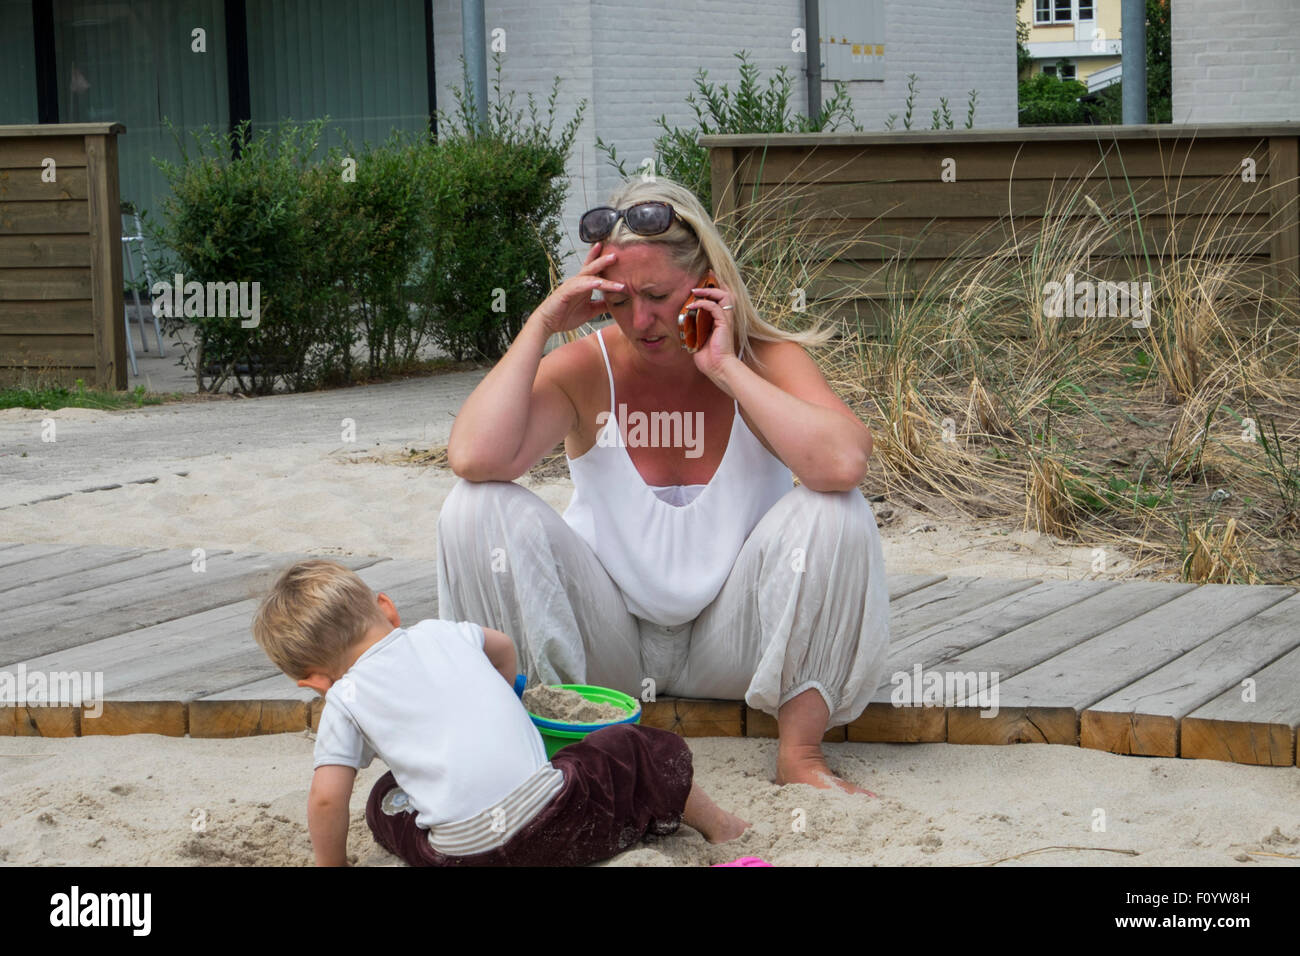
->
xmin=523 ymin=684 xmax=629 ymax=724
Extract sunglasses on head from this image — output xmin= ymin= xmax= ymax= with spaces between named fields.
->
xmin=579 ymin=201 xmax=694 ymax=243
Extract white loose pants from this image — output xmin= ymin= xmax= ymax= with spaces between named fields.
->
xmin=435 ymin=479 xmax=891 ymax=728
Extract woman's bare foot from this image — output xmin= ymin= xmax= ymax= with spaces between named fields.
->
xmin=775 ymin=689 xmax=877 ymax=797
xmin=776 ymin=743 xmax=876 ymax=797
xmin=682 ymin=783 xmax=751 ymax=843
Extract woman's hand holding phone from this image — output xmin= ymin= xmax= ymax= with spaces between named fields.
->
xmin=677 ymin=271 xmax=719 ymax=352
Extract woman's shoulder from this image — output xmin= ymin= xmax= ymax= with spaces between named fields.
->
xmin=743 ymin=336 xmax=815 ymax=376
xmin=538 ymin=327 xmax=609 ymax=408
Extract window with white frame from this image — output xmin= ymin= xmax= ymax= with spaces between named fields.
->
xmin=1035 ymin=0 xmax=1087 ymax=23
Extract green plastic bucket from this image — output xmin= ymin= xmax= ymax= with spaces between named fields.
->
xmin=525 ymin=684 xmax=642 ymax=758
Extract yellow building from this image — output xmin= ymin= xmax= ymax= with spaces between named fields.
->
xmin=1019 ymin=0 xmax=1123 ymax=91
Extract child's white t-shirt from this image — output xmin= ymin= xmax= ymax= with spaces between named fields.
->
xmin=313 ymin=619 xmax=548 ymax=830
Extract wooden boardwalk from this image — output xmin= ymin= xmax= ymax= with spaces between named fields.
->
xmin=1 ymin=542 xmax=1298 ymax=767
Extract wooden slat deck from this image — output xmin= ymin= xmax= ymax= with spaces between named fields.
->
xmin=1 ymin=543 xmax=1297 ymax=767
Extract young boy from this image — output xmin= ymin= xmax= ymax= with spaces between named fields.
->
xmin=252 ymin=559 xmax=749 ymax=866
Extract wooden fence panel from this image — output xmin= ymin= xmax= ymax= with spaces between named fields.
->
xmin=704 ymin=124 xmax=1300 ymax=333
xmin=0 ymin=123 xmax=126 ymax=389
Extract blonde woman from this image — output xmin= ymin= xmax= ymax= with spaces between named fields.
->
xmin=440 ymin=177 xmax=890 ymax=795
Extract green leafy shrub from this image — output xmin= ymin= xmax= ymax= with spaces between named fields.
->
xmin=596 ymin=50 xmax=861 ymax=211
xmin=152 ymin=53 xmax=582 ymax=391
xmin=1017 ymin=72 xmax=1091 ymax=126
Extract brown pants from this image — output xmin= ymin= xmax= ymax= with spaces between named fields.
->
xmin=365 ymin=724 xmax=693 ymax=866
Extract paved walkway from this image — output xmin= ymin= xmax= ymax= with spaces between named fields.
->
xmin=0 ymin=368 xmax=487 ymax=509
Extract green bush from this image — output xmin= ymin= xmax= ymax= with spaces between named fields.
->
xmin=154 ymin=119 xmax=326 ymax=394
xmin=151 ymin=53 xmax=582 ymax=392
xmin=1018 ymin=72 xmax=1091 ymax=126
xmin=596 ymin=50 xmax=861 ymax=211
xmin=416 ymin=55 xmax=583 ymax=361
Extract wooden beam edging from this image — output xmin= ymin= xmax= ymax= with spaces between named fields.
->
xmin=1266 ymin=135 xmax=1300 ymax=316
xmin=84 ymin=131 xmax=126 ymax=390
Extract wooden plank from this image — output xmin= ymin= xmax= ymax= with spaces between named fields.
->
xmin=746 ymin=177 xmax=1271 ymax=222
xmin=847 ymin=701 xmax=947 ymax=743
xmin=85 ymin=133 xmax=125 ymax=389
xmin=0 ymin=545 xmax=162 ymax=594
xmin=1181 ymin=644 xmax=1300 ymax=766
xmin=734 ymin=140 xmax=1269 ymax=185
xmin=80 ymin=702 xmax=186 ymax=736
xmin=640 ymin=697 xmax=743 ymax=737
xmin=771 ymin=213 xmax=1272 ymax=261
xmin=0 ymin=334 xmax=96 ymax=365
xmin=956 ymin=584 xmax=1294 ymax=747
xmin=1266 ymin=135 xmax=1299 ymax=311
xmin=941 ymin=581 xmax=1196 ymax=744
xmin=711 ymin=145 xmax=737 ymax=224
xmin=3 ymin=555 xmax=413 ymax=737
xmin=0 ymin=137 xmax=87 ymax=168
xmin=81 ymin=560 xmax=435 ymax=703
xmin=885 ymin=572 xmax=947 ymax=601
xmin=0 ymin=200 xmax=89 ymax=234
xmin=702 ymin=123 xmax=1300 ymax=148
xmin=0 ymin=235 xmax=92 ymax=267
xmin=26 ymin=560 xmax=427 ymax=740
xmin=0 ymin=268 xmax=92 ymax=300
xmin=884 ymin=579 xmax=1113 ymax=673
xmin=0 ymin=123 xmax=125 ymax=136
xmin=198 ymin=673 xmax=313 ymax=702
xmin=0 ymin=300 xmax=93 ymax=334
xmin=887 ymin=575 xmax=1040 ymax=641
xmin=0 ymin=366 xmax=94 ymax=388
xmin=1081 ymin=590 xmax=1300 ymax=757
xmin=13 ymin=705 xmax=79 ymax=736
xmin=856 ymin=580 xmax=1113 ymax=742
xmin=190 ymin=697 xmax=311 ymax=737
xmin=1 ymin=546 xmax=223 ymax=606
xmin=193 ymin=675 xmax=314 ymax=737
xmin=0 ymin=542 xmax=80 ymax=570
xmin=0 ymin=551 xmax=374 ymax=663
xmin=0 ymin=166 xmax=89 ymax=201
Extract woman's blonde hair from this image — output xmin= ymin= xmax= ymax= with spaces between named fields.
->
xmin=593 ymin=176 xmax=834 ymax=365
xmin=252 ymin=560 xmax=390 ymax=680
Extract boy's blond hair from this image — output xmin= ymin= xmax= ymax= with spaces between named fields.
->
xmin=252 ymin=560 xmax=390 ymax=679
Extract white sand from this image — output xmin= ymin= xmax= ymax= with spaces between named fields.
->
xmin=0 ymin=732 xmax=1295 ymax=867
xmin=0 ymin=440 xmax=1134 ymax=579
xmin=2 ymin=437 xmax=1297 ymax=866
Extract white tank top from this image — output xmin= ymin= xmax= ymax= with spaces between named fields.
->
xmin=562 ymin=329 xmax=794 ymax=626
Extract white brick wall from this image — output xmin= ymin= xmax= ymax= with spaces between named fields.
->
xmin=432 ymin=0 xmax=1016 ymax=280
xmin=1172 ymin=0 xmax=1300 ymax=123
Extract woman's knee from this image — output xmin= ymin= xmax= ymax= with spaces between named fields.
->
xmin=438 ymin=477 xmax=542 ymax=543
xmin=771 ymin=484 xmax=874 ymax=537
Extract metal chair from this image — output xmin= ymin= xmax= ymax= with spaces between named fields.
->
xmin=121 ymin=211 xmax=165 ymax=376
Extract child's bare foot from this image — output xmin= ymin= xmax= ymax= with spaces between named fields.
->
xmin=776 ymin=744 xmax=876 ymax=797
xmin=682 ymin=783 xmax=751 ymax=843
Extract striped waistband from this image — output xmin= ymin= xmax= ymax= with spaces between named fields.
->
xmin=425 ymin=763 xmax=566 ymax=856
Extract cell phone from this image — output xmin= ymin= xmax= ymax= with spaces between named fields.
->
xmin=677 ymin=270 xmax=719 ymax=353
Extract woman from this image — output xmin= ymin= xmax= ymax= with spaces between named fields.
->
xmin=440 ymin=177 xmax=890 ymax=794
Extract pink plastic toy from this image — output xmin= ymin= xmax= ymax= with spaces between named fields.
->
xmin=712 ymin=856 xmax=772 ymax=867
